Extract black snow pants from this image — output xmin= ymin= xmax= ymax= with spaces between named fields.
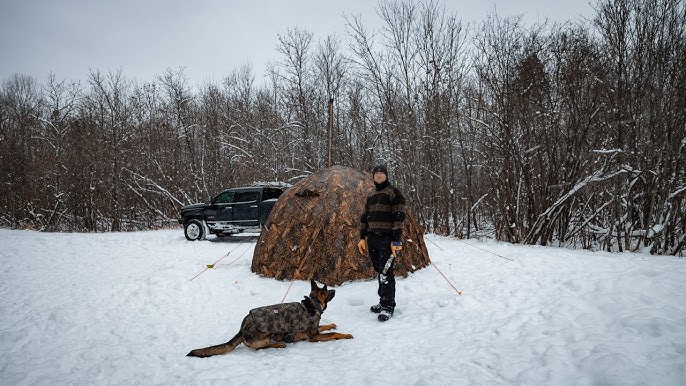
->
xmin=368 ymin=232 xmax=396 ymax=310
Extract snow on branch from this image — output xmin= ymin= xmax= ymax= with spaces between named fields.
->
xmin=125 ymin=168 xmax=185 ymax=208
xmin=524 ymin=166 xmax=626 ymax=245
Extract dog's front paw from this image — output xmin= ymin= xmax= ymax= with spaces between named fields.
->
xmin=318 ymin=323 xmax=338 ymax=332
xmin=341 ymin=334 xmax=353 ymax=339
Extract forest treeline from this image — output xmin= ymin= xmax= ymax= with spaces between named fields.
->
xmin=1 ymin=0 xmax=684 ymax=255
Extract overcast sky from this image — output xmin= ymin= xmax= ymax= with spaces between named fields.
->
xmin=0 ymin=0 xmax=595 ymax=86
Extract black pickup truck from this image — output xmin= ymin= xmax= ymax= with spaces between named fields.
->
xmin=179 ymin=185 xmax=286 ymax=241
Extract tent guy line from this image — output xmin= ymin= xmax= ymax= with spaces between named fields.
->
xmin=457 ymin=239 xmax=515 ymax=261
xmin=189 ymin=235 xmax=256 ymax=281
xmin=426 ymin=235 xmax=515 ymax=262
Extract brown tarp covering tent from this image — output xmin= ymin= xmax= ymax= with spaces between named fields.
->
xmin=251 ymin=165 xmax=430 ymax=286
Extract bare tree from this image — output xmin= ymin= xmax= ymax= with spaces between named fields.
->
xmin=593 ymin=0 xmax=686 ymax=253
xmin=35 ymin=74 xmax=82 ymax=228
xmin=0 ymin=74 xmax=43 ymax=227
xmin=84 ymin=69 xmax=134 ymax=231
xmin=274 ymin=27 xmax=322 ymax=173
xmin=314 ymin=34 xmax=349 ymax=166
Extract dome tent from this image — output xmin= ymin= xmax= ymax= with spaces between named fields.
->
xmin=251 ymin=165 xmax=430 ymax=286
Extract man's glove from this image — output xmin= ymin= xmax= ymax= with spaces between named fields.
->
xmin=390 ymin=241 xmax=402 ymax=257
xmin=357 ymin=239 xmax=368 ymax=255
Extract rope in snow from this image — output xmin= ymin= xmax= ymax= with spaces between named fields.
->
xmin=222 ymin=242 xmax=256 ymax=267
xmin=429 ymin=261 xmax=462 ymax=296
xmin=425 ymin=236 xmax=446 ymax=251
xmin=189 ymin=235 xmax=255 ymax=281
xmin=456 ymin=239 xmax=514 ymax=261
xmin=422 ymin=234 xmax=518 ymax=296
xmin=425 ymin=235 xmax=514 ymax=261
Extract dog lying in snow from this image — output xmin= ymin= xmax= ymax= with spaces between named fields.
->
xmin=187 ymin=279 xmax=353 ymax=358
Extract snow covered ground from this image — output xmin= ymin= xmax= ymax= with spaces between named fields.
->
xmin=0 ymin=228 xmax=684 ymax=385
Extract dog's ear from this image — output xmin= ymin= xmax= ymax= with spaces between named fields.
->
xmin=310 ymin=279 xmax=318 ymax=291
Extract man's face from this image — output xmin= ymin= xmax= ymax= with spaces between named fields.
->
xmin=373 ymin=171 xmax=387 ymax=184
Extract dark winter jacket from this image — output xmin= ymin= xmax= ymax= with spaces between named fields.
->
xmin=360 ymin=180 xmax=407 ymax=241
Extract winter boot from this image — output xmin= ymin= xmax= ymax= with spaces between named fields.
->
xmin=378 ymin=307 xmax=394 ymax=322
xmin=370 ymin=303 xmax=383 ymax=314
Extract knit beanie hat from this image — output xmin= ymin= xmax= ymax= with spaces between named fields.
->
xmin=372 ymin=164 xmax=388 ymax=177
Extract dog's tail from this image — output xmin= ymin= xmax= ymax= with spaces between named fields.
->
xmin=186 ymin=332 xmax=244 ymax=358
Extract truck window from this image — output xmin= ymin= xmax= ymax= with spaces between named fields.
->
xmin=213 ymin=191 xmax=235 ymax=204
xmin=235 ymin=191 xmax=258 ymax=203
xmin=263 ymin=188 xmax=283 ymax=200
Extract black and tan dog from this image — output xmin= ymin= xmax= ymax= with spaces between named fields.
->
xmin=187 ymin=279 xmax=353 ymax=358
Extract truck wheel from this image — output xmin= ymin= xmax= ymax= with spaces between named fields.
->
xmin=184 ymin=220 xmax=204 ymax=241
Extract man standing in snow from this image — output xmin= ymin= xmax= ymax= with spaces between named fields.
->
xmin=357 ymin=164 xmax=406 ymax=322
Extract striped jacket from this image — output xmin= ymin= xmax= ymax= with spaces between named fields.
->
xmin=360 ymin=181 xmax=406 ymax=241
